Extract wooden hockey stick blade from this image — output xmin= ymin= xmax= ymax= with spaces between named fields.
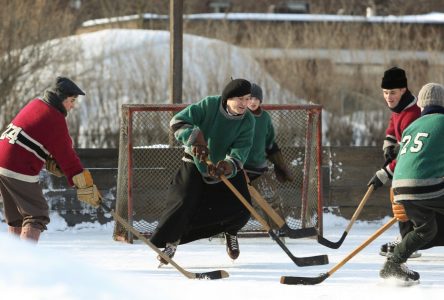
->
xmin=280 ymin=217 xmax=397 ymax=285
xmin=269 ymin=229 xmax=328 ymax=266
xmin=280 ymin=273 xmax=329 ymax=285
xmin=317 ymin=231 xmax=348 ymax=249
xmin=281 ymin=224 xmax=318 ymax=239
xmin=205 ymin=160 xmax=328 ymax=267
xmin=248 ymin=185 xmax=318 ymax=239
xmin=101 ymin=203 xmax=229 ymax=280
xmin=316 ymin=185 xmax=374 ymax=249
xmin=316 ymin=162 xmax=386 ymax=250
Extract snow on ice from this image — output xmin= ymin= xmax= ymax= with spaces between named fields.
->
xmin=1 ymin=211 xmax=444 ymax=300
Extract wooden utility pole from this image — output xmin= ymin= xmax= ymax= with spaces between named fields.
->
xmin=169 ymin=0 xmax=183 ymax=104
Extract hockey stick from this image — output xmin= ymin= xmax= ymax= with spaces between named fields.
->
xmin=101 ymin=203 xmax=229 ymax=280
xmin=207 ymin=162 xmax=328 ymax=266
xmin=317 ymin=158 xmax=391 ymax=249
xmin=317 ymin=185 xmax=374 ymax=249
xmin=222 ymin=175 xmax=328 ymax=266
xmin=248 ymin=184 xmax=318 ymax=238
xmin=281 ymin=217 xmax=397 ymax=285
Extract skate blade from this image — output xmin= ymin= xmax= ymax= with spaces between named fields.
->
xmin=380 ymin=277 xmax=420 ymax=287
xmin=379 ymin=252 xmax=422 ymax=258
xmin=409 ymin=252 xmax=422 ymax=259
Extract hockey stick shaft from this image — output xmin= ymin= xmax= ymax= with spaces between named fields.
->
xmin=328 ymin=216 xmax=396 ymax=275
xmin=248 ymin=185 xmax=318 ymax=238
xmin=317 ymin=157 xmax=391 ymax=249
xmin=101 ymin=203 xmax=229 ymax=280
xmin=281 ymin=217 xmax=397 ymax=285
xmin=216 ymin=172 xmax=328 ymax=266
xmin=317 ymin=185 xmax=374 ymax=249
xmin=248 ymin=184 xmax=285 ymax=227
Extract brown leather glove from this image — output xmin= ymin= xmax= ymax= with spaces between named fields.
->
xmin=274 ymin=166 xmax=294 ymax=183
xmin=390 ymin=189 xmax=408 ymax=222
xmin=45 ymin=157 xmax=64 ymax=177
xmin=268 ymin=150 xmax=294 ymax=183
xmin=191 ymin=131 xmax=209 ymax=162
xmin=208 ymin=160 xmax=233 ymax=178
xmin=72 ymin=169 xmax=102 ymax=208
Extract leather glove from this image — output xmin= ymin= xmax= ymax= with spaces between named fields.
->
xmin=268 ymin=150 xmax=294 ymax=183
xmin=72 ymin=169 xmax=102 ymax=208
xmin=367 ymin=168 xmax=390 ymax=190
xmin=383 ymin=145 xmax=398 ymax=163
xmin=45 ymin=157 xmax=64 ymax=177
xmin=390 ymin=189 xmax=408 ymax=222
xmin=208 ymin=160 xmax=233 ymax=178
xmin=274 ymin=165 xmax=295 ymax=183
xmin=191 ymin=130 xmax=209 ymax=162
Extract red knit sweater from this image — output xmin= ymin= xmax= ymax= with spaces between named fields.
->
xmin=0 ymin=99 xmax=83 ymax=185
xmin=385 ymin=101 xmax=421 ymax=173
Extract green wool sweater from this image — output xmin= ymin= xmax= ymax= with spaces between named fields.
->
xmin=170 ymin=95 xmax=255 ymax=178
xmin=392 ymin=113 xmax=444 ymax=202
xmin=245 ymin=108 xmax=275 ymax=169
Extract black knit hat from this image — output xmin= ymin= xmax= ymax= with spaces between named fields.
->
xmin=52 ymin=76 xmax=86 ymax=98
xmin=42 ymin=77 xmax=85 ymax=116
xmin=221 ymin=79 xmax=251 ymax=103
xmin=381 ymin=67 xmax=408 ymax=89
xmin=251 ymin=83 xmax=263 ymax=102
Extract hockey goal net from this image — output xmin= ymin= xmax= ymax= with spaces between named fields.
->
xmin=113 ymin=104 xmax=323 ymax=242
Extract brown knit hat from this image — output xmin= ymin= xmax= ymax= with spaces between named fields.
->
xmin=417 ymin=83 xmax=444 ymax=108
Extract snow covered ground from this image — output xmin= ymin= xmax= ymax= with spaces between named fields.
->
xmin=1 ymin=213 xmax=444 ymax=300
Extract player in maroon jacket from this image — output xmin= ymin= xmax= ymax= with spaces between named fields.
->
xmin=367 ymin=67 xmax=421 ymax=257
xmin=0 ymin=77 xmax=102 ymax=243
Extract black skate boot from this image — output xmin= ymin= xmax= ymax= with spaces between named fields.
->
xmin=224 ymin=233 xmax=240 ymax=260
xmin=380 ymin=237 xmax=401 ymax=256
xmin=380 ymin=237 xmax=421 ymax=258
xmin=379 ymin=260 xmax=420 ymax=284
xmin=157 ymin=241 xmax=178 ymax=267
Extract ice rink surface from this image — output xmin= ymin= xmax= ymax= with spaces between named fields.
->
xmin=2 ymin=214 xmax=444 ymax=299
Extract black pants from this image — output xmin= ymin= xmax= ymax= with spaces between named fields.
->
xmin=399 ymin=220 xmax=414 ymax=239
xmin=150 ymin=162 xmax=251 ymax=248
xmin=392 ymin=197 xmax=444 ymax=263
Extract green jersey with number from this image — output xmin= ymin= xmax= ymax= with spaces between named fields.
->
xmin=392 ymin=113 xmax=444 ymax=202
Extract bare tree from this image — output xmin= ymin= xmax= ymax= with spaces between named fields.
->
xmin=0 ymin=0 xmax=77 ymax=128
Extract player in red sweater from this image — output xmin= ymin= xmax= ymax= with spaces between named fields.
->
xmin=367 ymin=67 xmax=421 ymax=257
xmin=0 ymin=77 xmax=101 ymax=243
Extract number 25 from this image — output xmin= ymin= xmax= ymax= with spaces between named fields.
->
xmin=400 ymin=132 xmax=429 ymax=155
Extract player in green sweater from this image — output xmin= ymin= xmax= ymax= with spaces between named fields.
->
xmin=150 ymin=79 xmax=255 ymax=265
xmin=244 ymin=83 xmax=294 ymax=230
xmin=379 ymin=82 xmax=444 ymax=283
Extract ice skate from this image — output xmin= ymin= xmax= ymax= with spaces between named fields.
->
xmin=379 ymin=237 xmax=421 ymax=258
xmin=157 ymin=242 xmax=177 ymax=268
xmin=379 ymin=260 xmax=420 ymax=284
xmin=224 ymin=233 xmax=240 ymax=260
